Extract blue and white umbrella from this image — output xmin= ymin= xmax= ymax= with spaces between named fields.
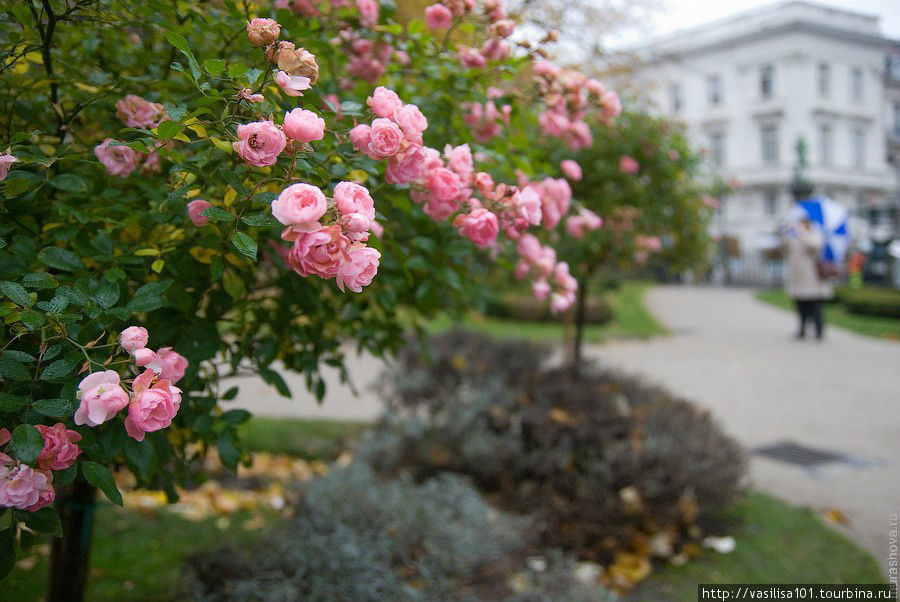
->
xmin=791 ymin=196 xmax=850 ymax=262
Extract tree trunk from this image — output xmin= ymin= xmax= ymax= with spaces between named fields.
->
xmin=46 ymin=479 xmax=96 ymax=602
xmin=571 ymin=272 xmax=590 ymax=379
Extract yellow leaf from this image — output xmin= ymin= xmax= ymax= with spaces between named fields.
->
xmin=39 ymin=145 xmax=56 ymax=156
xmin=224 ymin=253 xmax=244 ymax=267
xmin=174 ymin=132 xmax=190 ymax=143
xmin=223 ymin=186 xmax=237 ymax=206
xmin=188 ymin=124 xmax=207 ymax=138
xmin=151 ymin=259 xmax=165 ymax=273
xmin=187 ymin=188 xmax=201 ymax=197
xmin=189 ymin=246 xmax=216 ymax=264
xmin=210 ymin=137 xmax=233 ymax=153
xmin=347 ymin=169 xmax=369 ymax=183
xmin=74 ymin=82 xmax=100 ymax=94
xmin=134 ymin=248 xmax=160 ymax=257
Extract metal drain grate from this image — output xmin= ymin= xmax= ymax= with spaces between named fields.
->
xmin=752 ymin=440 xmax=847 ymax=467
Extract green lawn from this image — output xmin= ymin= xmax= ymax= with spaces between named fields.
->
xmin=756 ymin=289 xmax=900 ymax=340
xmin=430 ymin=281 xmax=666 ymax=343
xmin=5 ymin=418 xmax=884 ymax=600
xmin=628 ymin=492 xmax=885 ymax=601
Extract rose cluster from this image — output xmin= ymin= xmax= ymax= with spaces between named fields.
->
xmin=534 ymin=61 xmax=622 ymax=151
xmin=423 ymin=0 xmax=513 ymax=67
xmin=75 ymin=326 xmax=187 ymax=442
xmin=272 ymin=181 xmax=381 ymax=293
xmin=94 ymin=95 xmax=169 ymax=177
xmin=462 ymin=87 xmax=512 ymax=143
xmin=515 ymin=234 xmax=579 ymax=314
xmin=0 ymin=424 xmax=79 ymax=512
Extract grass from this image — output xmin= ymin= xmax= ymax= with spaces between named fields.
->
xmin=628 ymin=492 xmax=886 ymax=601
xmin=429 ymin=281 xmax=666 ymax=343
xmin=756 ymin=289 xmax=900 ymax=340
xmin=5 ymin=419 xmax=884 ymax=600
xmin=237 ymin=415 xmax=369 ymax=460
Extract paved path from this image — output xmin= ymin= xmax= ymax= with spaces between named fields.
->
xmin=232 ymin=285 xmax=900 ymax=573
xmin=584 ymin=286 xmax=899 ymax=574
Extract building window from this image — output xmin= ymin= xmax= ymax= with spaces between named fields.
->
xmin=764 ymin=189 xmax=778 ymax=216
xmin=709 ymin=131 xmax=725 ymax=168
xmin=852 ymin=126 xmax=865 ymax=169
xmin=760 ymin=64 xmax=775 ymax=99
xmin=760 ymin=124 xmax=779 ymax=165
xmin=817 ymin=62 xmax=830 ymax=97
xmin=669 ymin=83 xmax=683 ymax=113
xmin=818 ymin=124 xmax=832 ymax=166
xmin=850 ymin=67 xmax=863 ymax=103
xmin=707 ymin=75 xmax=722 ymax=107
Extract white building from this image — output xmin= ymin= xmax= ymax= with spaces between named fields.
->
xmin=621 ymin=1 xmax=898 ymax=274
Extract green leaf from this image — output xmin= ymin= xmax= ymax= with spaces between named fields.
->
xmin=81 ymin=461 xmax=123 ymax=506
xmin=216 ymin=165 xmax=248 ymax=196
xmin=156 ymin=120 xmax=182 ymax=141
xmin=203 ymin=58 xmax=226 ymax=77
xmin=39 ymin=359 xmax=75 ymax=381
xmin=2 ymin=351 xmax=34 ymax=363
xmin=0 ymin=281 xmax=31 ymax=306
xmin=49 ymin=173 xmax=87 ymax=193
xmin=22 ymin=272 xmax=57 ymax=290
xmin=230 ymin=232 xmax=258 ymax=261
xmin=0 ymin=394 xmax=26 ymax=413
xmin=9 ymin=425 xmax=43 ymax=465
xmin=0 ymin=528 xmax=13 ymax=579
xmin=0 ymin=356 xmax=30 ymax=381
xmin=164 ymin=30 xmax=190 ymax=54
xmin=93 ymin=281 xmax=120 ymax=309
xmin=216 ymin=430 xmax=241 ymax=471
xmin=124 ymin=437 xmax=156 ymax=482
xmin=241 ymin=212 xmax=279 ymax=227
xmin=104 ymin=268 xmax=126 ymax=283
xmin=32 ymin=398 xmax=74 ymax=417
xmin=260 ymin=366 xmax=291 ymax=397
xmin=222 ymin=386 xmax=239 ymax=400
xmin=53 ymin=464 xmax=77 ymax=487
xmin=227 ymin=63 xmax=248 ymax=78
xmin=127 ymin=295 xmax=164 ymax=313
xmin=37 ymin=247 xmax=85 ymax=272
xmin=200 ymin=206 xmax=235 ymax=223
xmin=220 ymin=409 xmax=252 ymax=425
xmin=19 ymin=507 xmax=62 ymax=536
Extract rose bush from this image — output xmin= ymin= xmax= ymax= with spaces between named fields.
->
xmin=0 ymin=0 xmax=632 ymax=589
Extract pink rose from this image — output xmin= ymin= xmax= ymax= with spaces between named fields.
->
xmin=619 ymin=155 xmax=639 ymax=174
xmin=134 ymin=348 xmax=161 ymax=371
xmin=490 ymin=18 xmax=515 ymax=38
xmin=0 ymin=153 xmax=18 ymax=181
xmin=115 ymin=95 xmax=167 ymax=129
xmin=120 ymin=326 xmax=149 ymax=353
xmin=356 ymin=0 xmax=379 ymax=27
xmin=247 ymin=18 xmax=281 ymax=47
xmin=443 ymin=144 xmax=473 ymax=181
xmin=515 ymin=188 xmax=542 ymax=226
xmin=565 ymin=121 xmax=592 ymax=151
xmin=550 ymin=292 xmax=574 ymax=314
xmin=283 ymin=108 xmax=326 ymax=143
xmin=453 ymin=208 xmax=499 ymax=247
xmin=425 ymin=3 xmax=453 ymax=29
xmin=481 ymin=38 xmax=510 ymax=61
xmin=560 ymin=159 xmax=582 ymax=181
xmin=275 ymin=71 xmax=312 ymax=97
xmin=367 ymin=118 xmax=403 ymax=159
xmin=288 ymin=225 xmax=351 ymax=278
xmin=124 ymin=376 xmax=182 ymax=442
xmin=74 ymin=370 xmax=129 ymax=427
xmin=233 ymin=120 xmax=286 ymax=167
xmin=366 ymin=86 xmax=403 ymax=119
xmin=458 ymin=47 xmax=486 ymax=69
xmin=187 ymin=199 xmax=213 ymax=226
xmin=94 ymin=139 xmax=141 ymax=177
xmin=349 ymin=124 xmax=373 ymax=154
xmin=385 ymin=145 xmax=427 ymax=185
xmin=333 ymin=181 xmax=375 ymax=226
xmin=425 ymin=167 xmax=464 ymax=202
xmin=336 ymin=245 xmax=381 ymax=292
xmin=565 ymin=208 xmax=602 ymax=238
xmin=35 ymin=423 xmax=82 ymax=471
xmin=272 ymin=182 xmax=327 ymax=228
xmin=423 ymin=197 xmax=459 ymax=221
xmin=517 ymin=233 xmax=542 ymax=262
xmin=396 ymin=104 xmax=428 ymax=143
xmin=532 ymin=280 xmax=551 ymax=301
xmin=0 ymin=465 xmax=54 ymax=511
xmin=157 ymin=347 xmax=188 ymax=382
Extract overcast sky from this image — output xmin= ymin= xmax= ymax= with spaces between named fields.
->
xmin=613 ymin=0 xmax=900 ymax=46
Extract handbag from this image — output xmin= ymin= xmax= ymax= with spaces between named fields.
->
xmin=816 ymin=258 xmax=840 ymax=279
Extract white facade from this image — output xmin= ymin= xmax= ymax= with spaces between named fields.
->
xmin=621 ymin=1 xmax=897 ymax=262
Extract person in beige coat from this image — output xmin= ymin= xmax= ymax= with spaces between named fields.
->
xmin=785 ymin=216 xmax=832 ymax=339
